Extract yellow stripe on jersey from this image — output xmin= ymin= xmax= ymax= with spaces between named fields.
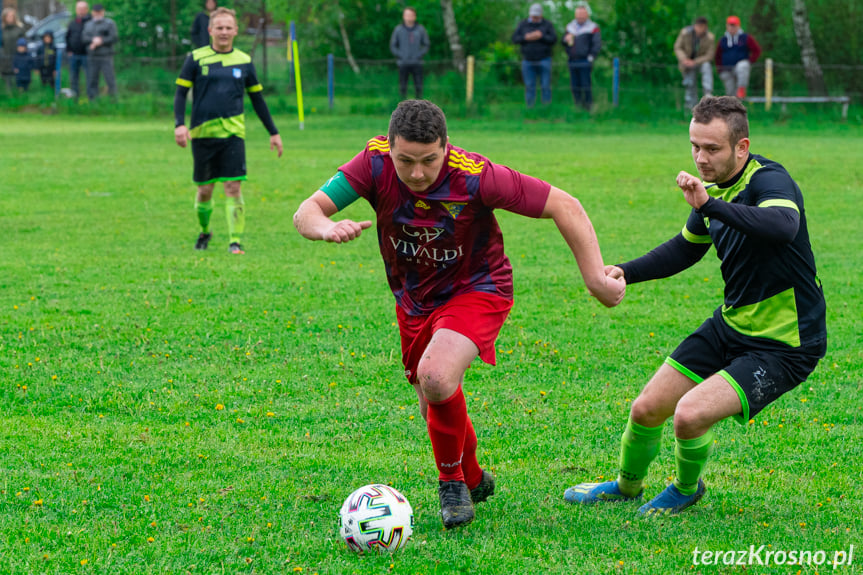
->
xmin=681 ymin=225 xmax=712 ymax=244
xmin=448 ymin=150 xmax=484 ymax=175
xmin=197 ymin=49 xmax=252 ymax=68
xmin=367 ymin=137 xmax=390 ymax=153
xmin=758 ymin=198 xmax=799 ymax=213
xmin=176 ymin=78 xmax=193 ymax=88
xmin=246 ymin=84 xmax=263 ymax=93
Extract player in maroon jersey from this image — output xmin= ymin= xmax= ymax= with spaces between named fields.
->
xmin=294 ymin=99 xmax=624 ymax=529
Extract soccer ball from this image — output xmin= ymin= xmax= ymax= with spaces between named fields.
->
xmin=338 ymin=484 xmax=414 ymax=553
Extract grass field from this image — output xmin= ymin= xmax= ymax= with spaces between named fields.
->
xmin=2 ymin=113 xmax=861 ymax=574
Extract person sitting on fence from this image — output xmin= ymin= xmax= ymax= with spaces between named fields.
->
xmin=674 ymin=16 xmax=715 ymax=110
xmin=715 ymin=15 xmax=761 ymax=99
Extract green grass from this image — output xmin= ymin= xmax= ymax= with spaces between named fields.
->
xmin=1 ymin=114 xmax=861 ymax=574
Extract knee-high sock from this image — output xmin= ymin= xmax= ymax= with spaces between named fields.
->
xmin=462 ymin=415 xmax=483 ymax=490
xmin=674 ymin=430 xmax=714 ymax=495
xmin=225 ymin=194 xmax=245 ymax=244
xmin=426 ymin=387 xmax=468 ymax=483
xmin=617 ymin=418 xmax=664 ymax=496
xmin=195 ymin=198 xmax=213 ymax=233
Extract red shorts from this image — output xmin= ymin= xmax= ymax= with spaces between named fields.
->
xmin=396 ymin=292 xmax=513 ymax=385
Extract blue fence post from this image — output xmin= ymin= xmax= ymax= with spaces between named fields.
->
xmin=327 ymin=53 xmax=334 ymax=110
xmin=613 ymin=57 xmax=620 ymax=107
xmin=55 ymin=47 xmax=64 ymax=99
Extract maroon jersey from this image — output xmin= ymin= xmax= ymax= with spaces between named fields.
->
xmin=339 ymin=137 xmax=551 ymax=316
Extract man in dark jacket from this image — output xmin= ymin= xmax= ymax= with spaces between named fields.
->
xmin=389 ymin=7 xmax=430 ymax=99
xmin=82 ymin=3 xmax=118 ymax=100
xmin=562 ymin=1 xmax=601 ymax=110
xmin=190 ymin=0 xmax=216 ymax=49
xmin=66 ymin=1 xmax=91 ymax=98
xmin=512 ymin=3 xmax=556 ymax=107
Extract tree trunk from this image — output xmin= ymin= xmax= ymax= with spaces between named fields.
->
xmin=791 ymin=0 xmax=826 ymax=96
xmin=440 ymin=0 xmax=465 ymax=73
xmin=337 ymin=9 xmax=361 ymax=74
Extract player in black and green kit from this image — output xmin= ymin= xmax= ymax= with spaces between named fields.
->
xmin=565 ymin=96 xmax=826 ymax=515
xmin=173 ymin=7 xmax=282 ymax=254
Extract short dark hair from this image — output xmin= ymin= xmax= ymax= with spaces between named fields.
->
xmin=692 ymin=96 xmax=749 ymax=146
xmin=388 ymin=100 xmax=447 ymax=147
xmin=694 ymin=16 xmax=708 ymax=26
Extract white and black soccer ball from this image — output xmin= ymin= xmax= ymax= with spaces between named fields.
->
xmin=338 ymin=484 xmax=414 ymax=553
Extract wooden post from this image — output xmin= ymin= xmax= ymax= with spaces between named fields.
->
xmin=466 ymin=55 xmax=475 ymax=105
xmin=765 ymin=58 xmax=773 ymax=111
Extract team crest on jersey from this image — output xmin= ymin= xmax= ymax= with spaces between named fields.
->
xmin=441 ymin=201 xmax=467 ymax=219
xmin=233 ymin=68 xmax=242 ymax=78
xmin=703 ymin=217 xmax=710 ymax=229
xmin=415 ymin=200 xmax=430 ymax=210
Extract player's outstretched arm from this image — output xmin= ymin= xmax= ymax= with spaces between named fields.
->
xmin=293 ymin=190 xmax=372 ymax=243
xmin=541 ymin=186 xmax=625 ymax=308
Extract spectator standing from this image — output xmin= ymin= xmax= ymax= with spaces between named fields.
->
xmin=190 ymin=0 xmax=216 ymax=49
xmin=562 ymin=1 xmax=601 ymax=110
xmin=715 ymin=15 xmax=761 ymax=99
xmin=66 ymin=1 xmax=91 ymax=98
xmin=389 ymin=7 xmax=430 ymax=100
xmin=511 ymin=3 xmax=556 ymax=107
xmin=36 ymin=31 xmax=58 ymax=87
xmin=674 ymin=16 xmax=715 ymax=110
xmin=13 ymin=36 xmax=33 ymax=91
xmin=82 ymin=3 xmax=118 ymax=100
xmin=1 ymin=6 xmax=25 ymax=92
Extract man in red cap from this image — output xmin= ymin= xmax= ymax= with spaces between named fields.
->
xmin=715 ymin=15 xmax=761 ymax=99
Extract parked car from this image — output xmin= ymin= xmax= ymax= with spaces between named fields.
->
xmin=26 ymin=11 xmax=70 ymax=57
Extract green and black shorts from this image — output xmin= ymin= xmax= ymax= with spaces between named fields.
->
xmin=191 ymin=136 xmax=247 ymax=185
xmin=666 ymin=307 xmax=826 ymax=424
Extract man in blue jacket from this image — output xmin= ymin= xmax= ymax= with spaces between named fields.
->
xmin=512 ymin=3 xmax=557 ymax=107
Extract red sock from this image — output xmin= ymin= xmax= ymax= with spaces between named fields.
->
xmin=462 ymin=415 xmax=483 ymax=490
xmin=426 ymin=387 xmax=468 ymax=483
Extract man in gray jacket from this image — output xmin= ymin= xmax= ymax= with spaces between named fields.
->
xmin=389 ymin=7 xmax=430 ymax=99
xmin=82 ymin=3 xmax=118 ymax=100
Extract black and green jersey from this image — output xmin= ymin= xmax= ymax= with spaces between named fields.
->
xmin=175 ymin=46 xmax=265 ymax=139
xmin=621 ymin=153 xmax=826 ymax=348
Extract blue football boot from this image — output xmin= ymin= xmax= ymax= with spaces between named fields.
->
xmin=638 ymin=479 xmax=706 ymax=516
xmin=564 ymin=480 xmax=643 ymax=504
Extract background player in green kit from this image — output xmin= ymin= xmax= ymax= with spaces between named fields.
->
xmin=173 ymin=7 xmax=283 ymax=255
xmin=565 ymin=96 xmax=826 ymax=515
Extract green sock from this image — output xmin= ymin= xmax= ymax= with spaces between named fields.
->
xmin=617 ymin=418 xmax=664 ymax=496
xmin=195 ymin=198 xmax=213 ymax=233
xmin=225 ymin=194 xmax=245 ymax=244
xmin=673 ymin=430 xmax=714 ymax=495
